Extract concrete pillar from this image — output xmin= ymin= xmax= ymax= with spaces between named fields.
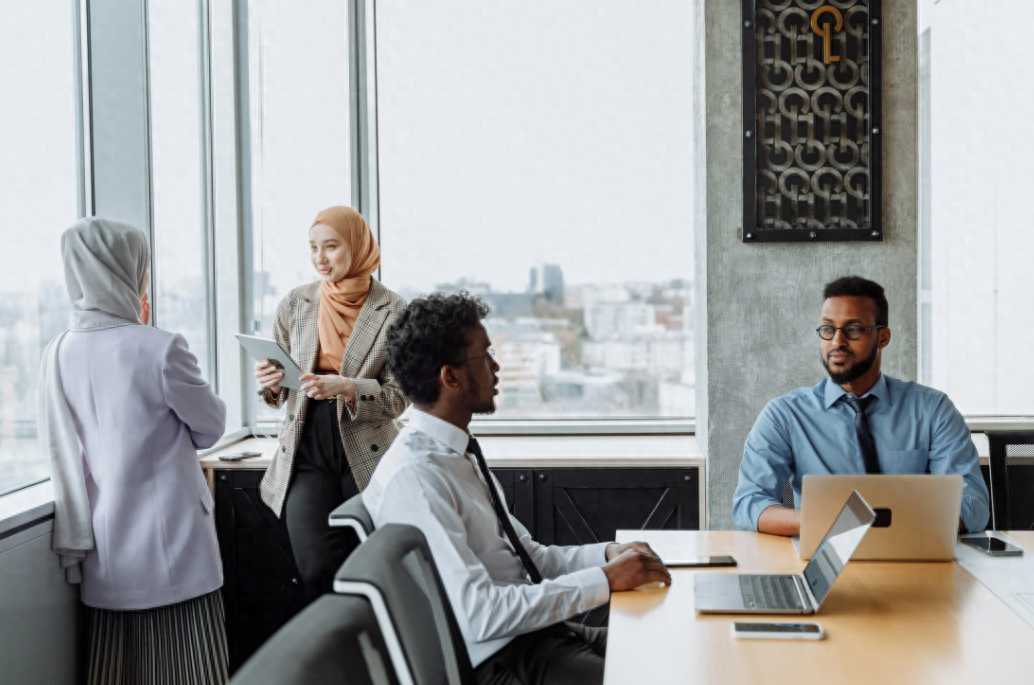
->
xmin=697 ymin=0 xmax=918 ymax=529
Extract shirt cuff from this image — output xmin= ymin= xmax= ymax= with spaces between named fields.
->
xmin=747 ymin=496 xmax=784 ymax=532
xmin=587 ymin=541 xmax=611 ymax=566
xmin=569 ymin=566 xmax=611 ymax=611
xmin=960 ymin=495 xmax=990 ymax=533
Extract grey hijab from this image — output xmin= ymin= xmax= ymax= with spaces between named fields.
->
xmin=61 ymin=217 xmax=149 ymax=327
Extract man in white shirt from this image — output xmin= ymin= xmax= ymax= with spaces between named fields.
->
xmin=363 ymin=292 xmax=671 ymax=685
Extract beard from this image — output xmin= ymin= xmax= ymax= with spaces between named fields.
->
xmin=822 ymin=340 xmax=879 ymax=384
xmin=468 ymin=376 xmax=498 ymax=415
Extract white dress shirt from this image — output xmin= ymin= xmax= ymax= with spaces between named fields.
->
xmin=363 ymin=408 xmax=611 ymax=667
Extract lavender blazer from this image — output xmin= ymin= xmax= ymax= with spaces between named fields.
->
xmin=58 ymin=322 xmax=226 ymax=610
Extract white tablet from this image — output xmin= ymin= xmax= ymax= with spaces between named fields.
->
xmin=235 ymin=334 xmax=303 ymax=389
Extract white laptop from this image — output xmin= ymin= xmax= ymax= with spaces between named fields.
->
xmin=793 ymin=474 xmax=963 ymax=561
xmin=695 ymin=491 xmax=875 ymax=614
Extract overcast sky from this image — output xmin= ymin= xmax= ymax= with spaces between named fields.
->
xmin=375 ymin=0 xmax=695 ymax=293
xmin=2 ymin=1 xmax=695 ymax=299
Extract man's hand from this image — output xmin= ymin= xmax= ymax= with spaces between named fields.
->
xmin=605 ymin=541 xmax=659 ymax=561
xmin=602 ymin=543 xmax=671 ymax=592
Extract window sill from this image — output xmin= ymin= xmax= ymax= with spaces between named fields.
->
xmin=0 ymin=481 xmax=55 ymax=541
xmin=255 ymin=417 xmax=695 ymax=437
xmin=200 ymin=434 xmax=705 ymax=470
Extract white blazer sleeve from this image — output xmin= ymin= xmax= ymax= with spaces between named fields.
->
xmin=162 ymin=333 xmax=226 ymax=449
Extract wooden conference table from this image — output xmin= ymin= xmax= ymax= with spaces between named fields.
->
xmin=604 ymin=530 xmax=1034 ymax=684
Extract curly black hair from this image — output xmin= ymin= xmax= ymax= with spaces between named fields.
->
xmin=822 ymin=276 xmax=888 ymax=326
xmin=386 ymin=291 xmax=491 ymax=405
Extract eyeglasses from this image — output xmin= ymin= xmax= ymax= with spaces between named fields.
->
xmin=816 ymin=325 xmax=886 ymax=340
xmin=448 ymin=347 xmax=496 ymax=366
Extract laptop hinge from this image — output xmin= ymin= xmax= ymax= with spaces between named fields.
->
xmin=795 ymin=575 xmax=819 ymax=612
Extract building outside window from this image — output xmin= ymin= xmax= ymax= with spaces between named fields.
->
xmin=376 ymin=0 xmax=696 ymax=419
xmin=247 ymin=0 xmax=353 ymax=423
xmin=149 ymin=0 xmax=212 ymax=380
xmin=0 ymin=1 xmax=79 ymax=494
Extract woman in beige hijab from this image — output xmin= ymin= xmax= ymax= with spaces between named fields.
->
xmin=253 ymin=206 xmax=408 ymax=602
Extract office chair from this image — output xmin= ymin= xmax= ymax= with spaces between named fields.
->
xmin=228 ymin=593 xmax=399 ymax=685
xmin=986 ymin=430 xmax=1034 ymax=530
xmin=329 ymin=492 xmax=375 ymax=542
xmin=334 ymin=524 xmax=477 ymax=685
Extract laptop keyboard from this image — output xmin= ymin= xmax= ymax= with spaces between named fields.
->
xmin=739 ymin=575 xmax=806 ymax=610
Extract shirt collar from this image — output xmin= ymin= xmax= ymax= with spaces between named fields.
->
xmin=407 ymin=407 xmax=472 ymax=458
xmin=822 ymin=373 xmax=890 ymax=409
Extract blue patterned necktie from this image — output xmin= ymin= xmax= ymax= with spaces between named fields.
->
xmin=843 ymin=395 xmax=880 ymax=474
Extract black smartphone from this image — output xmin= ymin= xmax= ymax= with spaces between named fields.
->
xmin=663 ymin=555 xmax=737 ymax=568
xmin=961 ymin=536 xmax=1023 ymax=557
xmin=218 ymin=451 xmax=263 ymax=462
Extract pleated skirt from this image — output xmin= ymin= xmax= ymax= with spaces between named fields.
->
xmin=86 ymin=589 xmax=229 ymax=685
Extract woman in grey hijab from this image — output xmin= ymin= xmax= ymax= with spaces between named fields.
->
xmin=39 ymin=217 xmax=229 ymax=685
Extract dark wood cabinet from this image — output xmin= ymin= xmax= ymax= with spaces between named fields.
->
xmin=492 ymin=468 xmax=535 ymax=531
xmin=214 ymin=470 xmax=305 ymax=672
xmin=533 ymin=468 xmax=699 ymax=546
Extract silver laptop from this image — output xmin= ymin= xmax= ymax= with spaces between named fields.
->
xmin=793 ymin=474 xmax=963 ymax=561
xmin=695 ymin=491 xmax=875 ymax=614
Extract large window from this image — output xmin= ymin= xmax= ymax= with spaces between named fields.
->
xmin=0 ymin=1 xmax=78 ymax=494
xmin=919 ymin=0 xmax=1034 ymax=418
xmin=376 ymin=1 xmax=695 ymax=418
xmin=148 ymin=0 xmax=212 ymax=379
xmin=248 ymin=0 xmax=353 ymax=422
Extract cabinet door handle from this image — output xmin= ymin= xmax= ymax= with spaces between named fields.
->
xmin=538 ymin=474 xmax=547 ymax=482
xmin=519 ymin=474 xmax=527 ymax=482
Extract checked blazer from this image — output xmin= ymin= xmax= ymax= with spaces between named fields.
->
xmin=259 ymin=278 xmax=409 ymax=517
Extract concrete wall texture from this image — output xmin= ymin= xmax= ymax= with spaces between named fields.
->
xmin=699 ymin=0 xmax=919 ymax=529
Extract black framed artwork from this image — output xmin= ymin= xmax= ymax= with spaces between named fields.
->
xmin=742 ymin=0 xmax=882 ymax=243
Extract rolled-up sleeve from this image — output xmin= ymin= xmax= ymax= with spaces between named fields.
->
xmin=929 ymin=396 xmax=990 ymax=533
xmin=733 ymin=402 xmax=795 ymax=531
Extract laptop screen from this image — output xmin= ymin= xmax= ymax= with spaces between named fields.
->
xmin=801 ymin=491 xmax=876 ymax=607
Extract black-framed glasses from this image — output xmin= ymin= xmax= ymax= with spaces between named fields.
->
xmin=448 ymin=347 xmax=496 ymax=366
xmin=816 ymin=325 xmax=885 ymax=341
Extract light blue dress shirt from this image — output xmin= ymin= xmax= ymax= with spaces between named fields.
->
xmin=733 ymin=374 xmax=990 ymax=533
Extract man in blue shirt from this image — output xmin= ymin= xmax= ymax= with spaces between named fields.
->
xmin=733 ymin=276 xmax=989 ymax=535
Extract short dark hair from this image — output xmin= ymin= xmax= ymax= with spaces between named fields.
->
xmin=822 ymin=276 xmax=888 ymax=326
xmin=386 ymin=292 xmax=491 ymax=405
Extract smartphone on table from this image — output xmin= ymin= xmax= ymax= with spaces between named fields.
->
xmin=218 ymin=451 xmax=263 ymax=462
xmin=732 ymin=622 xmax=824 ymax=640
xmin=960 ymin=536 xmax=1024 ymax=557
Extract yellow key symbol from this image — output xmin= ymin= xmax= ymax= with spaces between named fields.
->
xmin=811 ymin=5 xmax=844 ymax=65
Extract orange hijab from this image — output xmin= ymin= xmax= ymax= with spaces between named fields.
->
xmin=313 ymin=206 xmax=381 ymax=373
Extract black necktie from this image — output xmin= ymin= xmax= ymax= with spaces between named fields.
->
xmin=467 ymin=437 xmax=543 ymax=584
xmin=843 ymin=395 xmax=880 ymax=474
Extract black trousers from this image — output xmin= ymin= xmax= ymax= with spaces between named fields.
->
xmin=283 ymin=398 xmax=360 ymax=605
xmin=474 ymin=623 xmax=608 ymax=685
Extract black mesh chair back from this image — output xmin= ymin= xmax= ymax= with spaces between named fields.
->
xmin=334 ymin=524 xmax=477 ymax=685
xmin=986 ymin=430 xmax=1034 ymax=530
xmin=228 ymin=593 xmax=398 ymax=685
xmin=329 ymin=492 xmax=375 ymax=542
